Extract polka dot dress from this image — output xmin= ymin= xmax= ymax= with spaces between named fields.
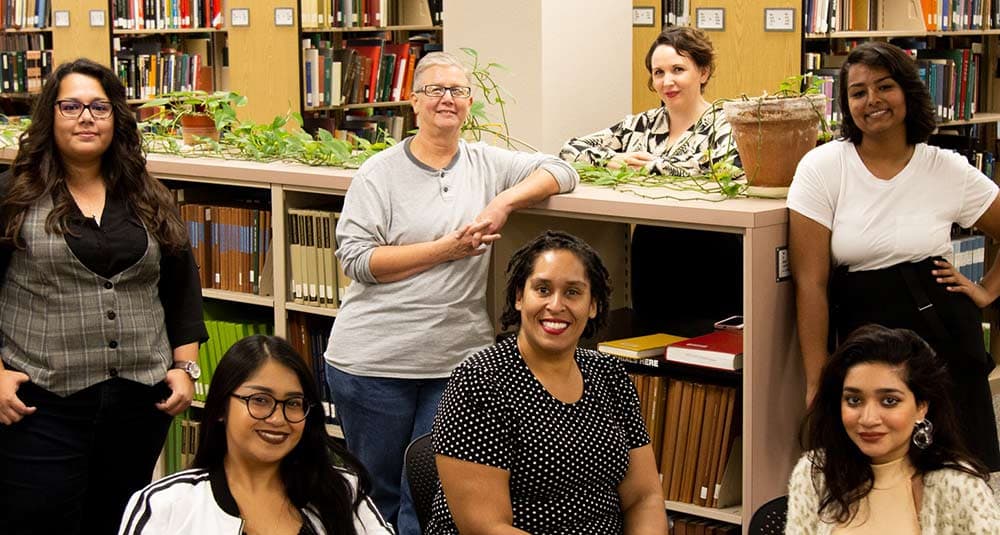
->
xmin=426 ymin=335 xmax=650 ymax=535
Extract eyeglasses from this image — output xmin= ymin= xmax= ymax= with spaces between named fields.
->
xmin=231 ymin=392 xmax=312 ymax=423
xmin=414 ymin=85 xmax=472 ymax=98
xmin=55 ymin=99 xmax=114 ymax=120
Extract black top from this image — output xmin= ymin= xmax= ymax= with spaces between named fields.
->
xmin=427 ymin=335 xmax=650 ymax=535
xmin=0 ymin=171 xmax=207 ymax=348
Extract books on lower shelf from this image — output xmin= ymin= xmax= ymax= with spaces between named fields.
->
xmin=665 ymin=331 xmax=743 ymax=371
xmin=670 ymin=513 xmax=739 ymax=534
xmin=194 ymin=316 xmax=275 ymax=402
xmin=287 ymin=208 xmax=351 ymax=309
xmin=164 ymin=410 xmax=200 ymax=475
xmin=288 ymin=312 xmax=338 ymax=426
xmin=598 ymin=333 xmax=689 ymax=360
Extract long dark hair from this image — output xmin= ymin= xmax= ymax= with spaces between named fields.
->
xmin=837 ymin=41 xmax=936 ymax=145
xmin=193 ymin=335 xmax=371 ymax=535
xmin=801 ymin=324 xmax=988 ymax=524
xmin=1 ymin=58 xmax=187 ymax=251
xmin=500 ymin=230 xmax=611 ymax=338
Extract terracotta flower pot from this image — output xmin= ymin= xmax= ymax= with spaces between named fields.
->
xmin=723 ymin=94 xmax=826 ymax=188
xmin=179 ymin=114 xmax=219 ymax=145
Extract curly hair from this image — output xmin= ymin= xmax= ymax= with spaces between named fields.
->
xmin=644 ymin=25 xmax=716 ymax=93
xmin=500 ymin=230 xmax=611 ymax=339
xmin=837 ymin=41 xmax=936 ymax=145
xmin=0 ymin=58 xmax=187 ymax=252
xmin=801 ymin=324 xmax=988 ymax=525
xmin=194 ymin=335 xmax=372 ymax=535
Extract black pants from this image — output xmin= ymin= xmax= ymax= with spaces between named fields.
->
xmin=0 ymin=377 xmax=173 ymax=535
xmin=832 ymin=259 xmax=1000 ymax=471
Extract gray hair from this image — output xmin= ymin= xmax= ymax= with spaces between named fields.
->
xmin=412 ymin=52 xmax=471 ymax=92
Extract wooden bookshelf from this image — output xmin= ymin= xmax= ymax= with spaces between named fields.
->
xmin=807 ymin=29 xmax=1000 ymax=39
xmin=112 ymin=28 xmax=226 ymax=36
xmin=665 ymin=501 xmax=742 ymax=525
xmin=305 ymin=100 xmax=413 ymax=112
xmin=311 ymin=24 xmax=441 ymax=33
xmin=286 ymin=302 xmax=340 ymax=318
xmin=202 ymin=288 xmax=274 ymax=307
xmin=50 ymin=0 xmax=111 ymax=66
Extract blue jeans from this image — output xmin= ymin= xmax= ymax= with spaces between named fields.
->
xmin=327 ymin=364 xmax=449 ymax=535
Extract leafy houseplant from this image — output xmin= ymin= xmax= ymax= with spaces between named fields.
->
xmin=141 ymin=90 xmax=248 ymax=145
xmin=722 ymin=75 xmax=829 ymax=188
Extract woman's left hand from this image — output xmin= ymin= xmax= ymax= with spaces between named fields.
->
xmin=156 ymin=369 xmax=194 ymax=416
xmin=932 ymin=259 xmax=998 ymax=308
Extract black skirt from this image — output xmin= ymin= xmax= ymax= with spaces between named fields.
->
xmin=830 ymin=257 xmax=1000 ymax=471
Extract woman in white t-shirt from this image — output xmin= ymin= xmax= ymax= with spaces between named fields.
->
xmin=788 ymin=41 xmax=1000 ymax=471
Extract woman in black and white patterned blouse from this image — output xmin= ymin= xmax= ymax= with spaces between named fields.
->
xmin=559 ymin=26 xmax=733 ymax=177
xmin=427 ymin=231 xmax=667 ymax=535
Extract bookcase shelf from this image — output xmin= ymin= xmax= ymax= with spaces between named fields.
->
xmin=303 ymin=24 xmax=442 ymax=33
xmin=202 ymin=288 xmax=274 ymax=307
xmin=941 ymin=112 xmax=1000 ymax=126
xmin=285 ymin=302 xmax=340 ymax=318
xmin=305 ymin=100 xmax=412 ymax=112
xmin=664 ymin=501 xmax=742 ymax=525
xmin=112 ymin=28 xmax=226 ymax=36
xmin=806 ymin=29 xmax=1000 ymax=39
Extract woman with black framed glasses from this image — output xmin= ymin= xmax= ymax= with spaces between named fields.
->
xmin=120 ymin=335 xmax=394 ymax=535
xmin=0 ymin=59 xmax=207 ymax=535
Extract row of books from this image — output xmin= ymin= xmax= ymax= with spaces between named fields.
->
xmin=661 ymin=0 xmax=692 ymax=26
xmin=112 ymin=0 xmax=224 ymax=30
xmin=303 ymin=39 xmax=425 ymax=109
xmin=287 ymin=312 xmax=337 ymax=425
xmin=288 ymin=208 xmax=350 ymax=309
xmin=0 ymin=0 xmax=48 ymax=30
xmin=177 ymin=201 xmax=274 ymax=297
xmin=114 ymin=50 xmax=212 ymax=100
xmin=600 ymin=331 xmax=744 ymax=371
xmin=670 ymin=514 xmax=738 ymax=534
xmin=806 ymin=0 xmax=1000 ymax=33
xmin=943 ymin=234 xmax=987 ymax=283
xmin=300 ymin=0 xmax=441 ymax=29
xmin=303 ymin=112 xmax=407 ymax=144
xmin=164 ymin=411 xmax=200 ymax=475
xmin=0 ymin=31 xmax=45 ymax=51
xmin=0 ymin=49 xmax=48 ymax=94
xmin=193 ymin=318 xmax=275 ymax=402
xmin=633 ymin=376 xmax=740 ymax=508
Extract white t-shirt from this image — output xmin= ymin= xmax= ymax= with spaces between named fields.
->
xmin=787 ymin=140 xmax=998 ymax=272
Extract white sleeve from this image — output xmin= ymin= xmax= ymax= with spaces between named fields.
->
xmin=785 ymin=454 xmax=822 ymax=535
xmin=956 ymin=160 xmax=999 ymax=229
xmin=353 ymin=492 xmax=396 ymax=534
xmin=117 ymin=487 xmax=172 ymax=535
xmin=787 ymin=148 xmax=837 ymax=230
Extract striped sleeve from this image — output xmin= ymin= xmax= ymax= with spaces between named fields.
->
xmin=117 ymin=469 xmax=211 ymax=535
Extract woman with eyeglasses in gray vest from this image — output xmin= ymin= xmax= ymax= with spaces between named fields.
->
xmin=0 ymin=58 xmax=207 ymax=535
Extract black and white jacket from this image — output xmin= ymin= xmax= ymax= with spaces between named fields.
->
xmin=118 ymin=467 xmax=394 ymax=535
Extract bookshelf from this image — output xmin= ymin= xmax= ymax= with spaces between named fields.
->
xmin=0 ymin=146 xmax=801 ymax=531
xmin=297 ymin=0 xmax=444 ymax=140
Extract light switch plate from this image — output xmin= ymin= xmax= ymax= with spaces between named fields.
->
xmin=231 ymin=8 xmax=250 ymax=27
xmin=274 ymin=7 xmax=294 ymax=26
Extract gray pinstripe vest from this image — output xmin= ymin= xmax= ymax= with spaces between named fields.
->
xmin=0 ymin=195 xmax=171 ymax=396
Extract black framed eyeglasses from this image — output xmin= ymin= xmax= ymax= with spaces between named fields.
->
xmin=414 ymin=85 xmax=472 ymax=98
xmin=55 ymin=99 xmax=114 ymax=120
xmin=231 ymin=392 xmax=312 ymax=423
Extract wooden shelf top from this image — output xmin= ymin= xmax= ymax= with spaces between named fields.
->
xmin=202 ymin=288 xmax=275 ymax=307
xmin=1 ymin=27 xmax=49 ymax=33
xmin=286 ymin=302 xmax=340 ymax=318
xmin=806 ymin=29 xmax=1000 ymax=39
xmin=664 ymin=501 xmax=742 ymax=524
xmin=939 ymin=112 xmax=1000 ymax=126
xmin=113 ymin=28 xmax=225 ymax=36
xmin=305 ymin=100 xmax=412 ymax=112
xmin=301 ymin=24 xmax=441 ymax=33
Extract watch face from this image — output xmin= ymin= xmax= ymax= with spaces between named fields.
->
xmin=176 ymin=361 xmax=202 ymax=380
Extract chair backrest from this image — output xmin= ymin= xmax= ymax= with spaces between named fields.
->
xmin=747 ymin=495 xmax=788 ymax=535
xmin=404 ymin=432 xmax=438 ymax=532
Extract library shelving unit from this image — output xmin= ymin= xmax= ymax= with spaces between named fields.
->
xmin=0 ymin=144 xmax=804 ymax=532
xmin=297 ymin=0 xmax=443 ymax=138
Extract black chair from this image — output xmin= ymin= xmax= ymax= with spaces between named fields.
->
xmin=404 ymin=432 xmax=438 ymax=532
xmin=747 ymin=495 xmax=788 ymax=535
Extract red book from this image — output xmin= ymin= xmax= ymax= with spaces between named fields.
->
xmin=664 ymin=331 xmax=743 ymax=370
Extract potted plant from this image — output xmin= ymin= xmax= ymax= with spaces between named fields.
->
xmin=141 ymin=90 xmax=248 ymax=145
xmin=722 ymin=75 xmax=829 ymax=188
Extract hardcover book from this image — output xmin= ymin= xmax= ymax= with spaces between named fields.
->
xmin=597 ymin=333 xmax=687 ymax=359
xmin=665 ymin=330 xmax=743 ymax=370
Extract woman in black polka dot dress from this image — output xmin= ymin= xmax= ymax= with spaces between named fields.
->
xmin=427 ymin=231 xmax=667 ymax=535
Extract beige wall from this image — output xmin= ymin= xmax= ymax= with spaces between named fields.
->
xmin=444 ymin=0 xmax=632 ymax=155
xmin=51 ymin=0 xmax=111 ymax=67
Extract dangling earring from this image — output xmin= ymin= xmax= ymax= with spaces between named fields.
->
xmin=912 ymin=418 xmax=934 ymax=449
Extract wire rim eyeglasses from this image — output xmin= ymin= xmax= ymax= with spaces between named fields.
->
xmin=231 ymin=392 xmax=312 ymax=423
xmin=414 ymin=85 xmax=473 ymax=98
xmin=55 ymin=99 xmax=114 ymax=120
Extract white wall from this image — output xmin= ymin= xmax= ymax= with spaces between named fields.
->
xmin=444 ymin=0 xmax=632 ymax=155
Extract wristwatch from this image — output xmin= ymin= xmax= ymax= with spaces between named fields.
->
xmin=171 ymin=360 xmax=202 ymax=380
